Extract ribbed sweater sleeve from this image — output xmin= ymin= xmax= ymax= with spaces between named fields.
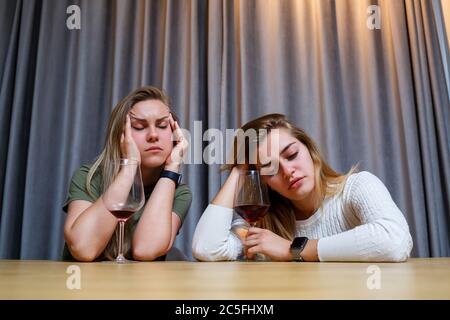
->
xmin=192 ymin=204 xmax=243 ymax=261
xmin=317 ymin=172 xmax=413 ymax=262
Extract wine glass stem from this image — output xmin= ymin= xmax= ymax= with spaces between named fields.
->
xmin=118 ymin=220 xmax=125 ymax=258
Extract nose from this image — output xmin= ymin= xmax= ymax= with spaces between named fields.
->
xmin=280 ymin=162 xmax=295 ymax=179
xmin=146 ymin=126 xmax=159 ymax=142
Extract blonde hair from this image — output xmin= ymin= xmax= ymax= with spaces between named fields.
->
xmin=225 ymin=113 xmax=357 ymax=240
xmin=86 ymin=86 xmax=175 ymax=260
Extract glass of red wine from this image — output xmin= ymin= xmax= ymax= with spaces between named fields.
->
xmin=233 ymin=169 xmax=270 ymax=261
xmin=102 ymin=159 xmax=145 ymax=263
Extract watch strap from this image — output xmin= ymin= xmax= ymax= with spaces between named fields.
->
xmin=160 ymin=170 xmax=181 ymax=187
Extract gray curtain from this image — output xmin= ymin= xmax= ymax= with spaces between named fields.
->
xmin=0 ymin=0 xmax=449 ymax=260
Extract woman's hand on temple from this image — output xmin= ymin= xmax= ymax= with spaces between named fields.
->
xmin=244 ymin=227 xmax=292 ymax=261
xmin=165 ymin=113 xmax=189 ymax=172
xmin=120 ymin=114 xmax=141 ymax=163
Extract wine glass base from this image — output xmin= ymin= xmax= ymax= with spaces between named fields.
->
xmin=235 ymin=253 xmax=247 ymax=261
xmin=252 ymin=253 xmax=270 ymax=261
xmin=235 ymin=252 xmax=270 ymax=262
xmin=241 ymin=253 xmax=271 ymax=262
xmin=101 ymin=259 xmax=137 ymax=264
xmin=101 ymin=254 xmax=137 ymax=264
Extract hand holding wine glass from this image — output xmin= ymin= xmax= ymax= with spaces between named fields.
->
xmin=102 ymin=159 xmax=145 ymax=263
xmin=233 ymin=168 xmax=270 ymax=260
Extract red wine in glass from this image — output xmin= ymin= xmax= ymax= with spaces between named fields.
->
xmin=234 ymin=204 xmax=269 ymax=224
xmin=110 ymin=210 xmax=136 ymax=221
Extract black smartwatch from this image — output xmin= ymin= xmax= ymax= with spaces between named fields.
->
xmin=290 ymin=237 xmax=308 ymax=262
xmin=160 ymin=170 xmax=182 ymax=187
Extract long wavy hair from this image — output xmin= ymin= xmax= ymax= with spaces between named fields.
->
xmin=224 ymin=113 xmax=357 ymax=240
xmin=86 ymin=86 xmax=177 ymax=260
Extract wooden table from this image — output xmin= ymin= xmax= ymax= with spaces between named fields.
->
xmin=0 ymin=258 xmax=449 ymax=299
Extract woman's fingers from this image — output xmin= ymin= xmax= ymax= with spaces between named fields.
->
xmin=173 ymin=122 xmax=183 ymax=143
xmin=120 ymin=133 xmax=125 ymax=154
xmin=245 ymin=233 xmax=259 ymax=241
xmin=168 ymin=113 xmax=182 ymax=143
xmin=173 ymin=118 xmax=181 ymax=130
xmin=247 ymin=227 xmax=263 ymax=236
xmin=246 ymin=245 xmax=262 ymax=258
xmin=244 ymin=231 xmax=261 ymax=247
xmin=167 ymin=114 xmax=180 ymax=138
xmin=121 ymin=114 xmax=140 ymax=162
xmin=245 ymin=237 xmax=259 ymax=247
xmin=165 ymin=113 xmax=189 ymax=167
xmin=171 ymin=118 xmax=188 ymax=153
xmin=125 ymin=114 xmax=133 ymax=139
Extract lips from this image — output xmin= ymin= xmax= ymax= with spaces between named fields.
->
xmin=145 ymin=146 xmax=163 ymax=152
xmin=288 ymin=176 xmax=305 ymax=190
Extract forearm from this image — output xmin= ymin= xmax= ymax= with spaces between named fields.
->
xmin=132 ymin=177 xmax=176 ymax=260
xmin=317 ymin=220 xmax=412 ymax=262
xmin=245 ymin=233 xmax=319 ymax=262
xmin=297 ymin=239 xmax=319 ymax=262
xmin=211 ymin=167 xmax=239 ymax=208
xmin=65 ymin=199 xmax=117 ymax=261
xmin=192 ymin=204 xmax=242 ymax=261
xmin=65 ymin=168 xmax=141 ymax=261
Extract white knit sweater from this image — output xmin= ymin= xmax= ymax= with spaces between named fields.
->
xmin=192 ymin=171 xmax=413 ymax=262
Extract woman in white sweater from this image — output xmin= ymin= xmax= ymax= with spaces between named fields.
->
xmin=192 ymin=113 xmax=413 ymax=262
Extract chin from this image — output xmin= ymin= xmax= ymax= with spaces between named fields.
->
xmin=287 ymin=193 xmax=309 ymax=201
xmin=285 ymin=187 xmax=314 ymax=201
xmin=141 ymin=156 xmax=166 ymax=169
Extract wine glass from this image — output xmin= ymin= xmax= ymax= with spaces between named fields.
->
xmin=231 ymin=218 xmax=250 ymax=261
xmin=233 ymin=169 xmax=270 ymax=261
xmin=102 ymin=159 xmax=145 ymax=263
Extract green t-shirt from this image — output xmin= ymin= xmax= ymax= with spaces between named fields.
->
xmin=62 ymin=164 xmax=192 ymax=261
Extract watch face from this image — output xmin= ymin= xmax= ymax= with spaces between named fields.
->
xmin=292 ymin=237 xmax=308 ymax=249
xmin=291 ymin=237 xmax=308 ymax=262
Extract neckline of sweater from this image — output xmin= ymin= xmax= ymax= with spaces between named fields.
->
xmin=294 ymin=196 xmax=333 ymax=227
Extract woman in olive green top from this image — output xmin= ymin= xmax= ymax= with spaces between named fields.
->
xmin=63 ymin=86 xmax=192 ymax=261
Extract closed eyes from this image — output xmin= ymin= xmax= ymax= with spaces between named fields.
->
xmin=132 ymin=124 xmax=168 ymax=130
xmin=287 ymin=152 xmax=298 ymax=161
xmin=157 ymin=121 xmax=168 ymax=129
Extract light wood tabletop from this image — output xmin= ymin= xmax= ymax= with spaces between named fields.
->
xmin=0 ymin=258 xmax=449 ymax=299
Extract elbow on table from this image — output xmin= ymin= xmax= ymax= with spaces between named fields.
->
xmin=380 ymin=232 xmax=413 ymax=262
xmin=64 ymin=230 xmax=101 ymax=262
xmin=192 ymin=243 xmax=234 ymax=262
xmin=192 ymin=245 xmax=214 ymax=261
xmin=132 ymin=245 xmax=168 ymax=261
xmin=191 ymin=234 xmax=211 ymax=261
xmin=383 ymin=248 xmax=410 ymax=262
xmin=191 ymin=229 xmax=238 ymax=261
xmin=191 ymin=235 xmax=220 ymax=261
xmin=67 ymin=244 xmax=100 ymax=262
